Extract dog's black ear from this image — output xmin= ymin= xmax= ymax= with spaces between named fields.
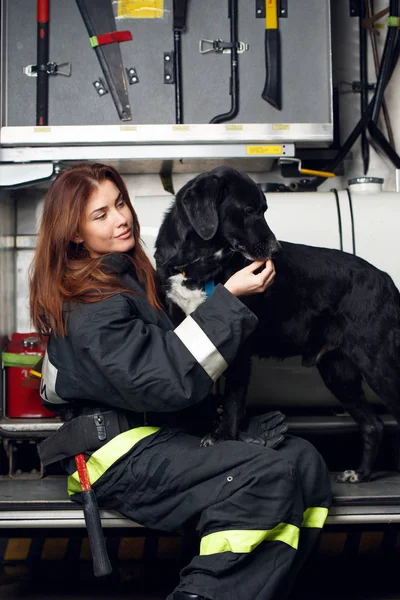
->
xmin=180 ymin=173 xmax=220 ymax=240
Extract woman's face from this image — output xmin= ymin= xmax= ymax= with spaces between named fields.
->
xmin=77 ymin=179 xmax=135 ymax=258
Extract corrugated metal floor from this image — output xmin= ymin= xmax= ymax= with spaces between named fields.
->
xmin=2 ymin=525 xmax=400 ymax=599
xmin=2 ymin=556 xmax=400 ymax=599
xmin=1 ymin=585 xmax=400 ymax=600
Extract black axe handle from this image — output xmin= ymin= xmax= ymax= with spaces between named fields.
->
xmin=75 ymin=453 xmax=112 ymax=577
xmin=261 ymin=0 xmax=282 ymax=110
xmin=36 ymin=0 xmax=50 ymax=125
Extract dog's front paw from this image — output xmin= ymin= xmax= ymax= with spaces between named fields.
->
xmin=336 ymin=469 xmax=368 ymax=483
xmin=200 ymin=432 xmax=229 ymax=447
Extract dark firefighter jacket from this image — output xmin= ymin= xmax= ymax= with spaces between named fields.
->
xmin=39 ymin=253 xmax=259 ymax=467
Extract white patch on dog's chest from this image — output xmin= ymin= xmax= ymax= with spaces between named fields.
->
xmin=167 ymin=274 xmax=207 ymax=315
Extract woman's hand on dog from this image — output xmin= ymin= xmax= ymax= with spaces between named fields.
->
xmin=224 ymin=259 xmax=275 ymax=297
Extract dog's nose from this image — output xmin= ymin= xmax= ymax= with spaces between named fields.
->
xmin=269 ymin=241 xmax=282 ymax=258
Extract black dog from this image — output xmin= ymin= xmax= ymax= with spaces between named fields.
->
xmin=155 ymin=166 xmax=400 ymax=483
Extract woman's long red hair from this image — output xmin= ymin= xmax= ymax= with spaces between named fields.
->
xmin=30 ymin=163 xmax=162 ymax=337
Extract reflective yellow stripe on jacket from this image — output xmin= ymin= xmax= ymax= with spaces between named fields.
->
xmin=67 ymin=426 xmax=160 ymax=495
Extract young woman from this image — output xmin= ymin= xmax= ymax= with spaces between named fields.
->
xmin=30 ymin=163 xmax=331 ymax=600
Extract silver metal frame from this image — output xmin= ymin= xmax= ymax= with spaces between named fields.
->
xmin=0 ymin=419 xmax=61 ymax=435
xmin=0 ymin=509 xmax=142 ymax=528
xmin=0 ymin=507 xmax=399 ymax=528
xmin=1 ymin=412 xmax=397 ymax=436
xmin=0 ymin=125 xmax=332 ymax=148
xmin=0 ymin=141 xmax=297 ymax=164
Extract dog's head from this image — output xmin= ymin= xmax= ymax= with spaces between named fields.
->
xmin=180 ymin=166 xmax=280 ymax=258
xmin=155 ymin=166 xmax=281 ymax=274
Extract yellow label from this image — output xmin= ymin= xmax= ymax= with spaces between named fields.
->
xmin=272 ymin=124 xmax=290 ymax=130
xmin=120 ymin=125 xmax=137 ymax=131
xmin=246 ymin=145 xmax=283 ymax=155
xmin=225 ymin=124 xmax=243 ymax=131
xmin=5 ymin=539 xmax=31 ymax=561
xmin=172 ymin=125 xmax=190 ymax=131
xmin=266 ymin=0 xmax=278 ymax=29
xmin=34 ymin=127 xmax=51 ymax=133
xmin=118 ymin=0 xmax=164 ymax=19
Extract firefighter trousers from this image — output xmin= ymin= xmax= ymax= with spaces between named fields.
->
xmin=92 ymin=428 xmax=332 ymax=600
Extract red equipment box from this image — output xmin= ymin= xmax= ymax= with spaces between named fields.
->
xmin=2 ymin=333 xmax=55 ymax=418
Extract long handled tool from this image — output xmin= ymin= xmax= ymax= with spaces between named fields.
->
xmin=29 ymin=0 xmax=71 ymax=124
xmin=31 ymin=368 xmax=111 ymax=576
xmin=209 ymin=0 xmax=241 ymax=123
xmin=75 ymin=453 xmax=112 ymax=577
xmin=359 ymin=0 xmax=370 ymax=174
xmin=261 ymin=0 xmax=281 ymax=109
xmin=365 ymin=0 xmax=395 ymax=148
xmin=368 ymin=0 xmax=400 ymax=158
xmin=172 ymin=0 xmax=188 ymax=124
xmin=36 ymin=0 xmax=50 ymax=125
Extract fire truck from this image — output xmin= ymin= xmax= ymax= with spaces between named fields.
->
xmin=1 ymin=0 xmax=400 ymax=593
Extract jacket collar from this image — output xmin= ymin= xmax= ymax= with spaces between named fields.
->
xmin=99 ymin=253 xmax=136 ymax=276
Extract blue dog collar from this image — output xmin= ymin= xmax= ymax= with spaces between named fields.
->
xmin=204 ymin=280 xmax=215 ymax=298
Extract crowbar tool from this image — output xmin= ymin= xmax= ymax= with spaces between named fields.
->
xmin=279 ymin=158 xmax=336 ymax=178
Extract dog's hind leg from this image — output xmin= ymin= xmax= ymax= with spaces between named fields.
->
xmin=359 ymin=356 xmax=400 ymax=472
xmin=317 ymin=351 xmax=384 ymax=483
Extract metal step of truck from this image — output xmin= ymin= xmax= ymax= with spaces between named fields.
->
xmin=0 ymin=413 xmax=398 ymax=438
xmin=1 ymin=472 xmax=400 ymax=527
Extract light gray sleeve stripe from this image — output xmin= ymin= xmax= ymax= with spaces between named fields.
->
xmin=40 ymin=351 xmax=68 ymax=404
xmin=173 ymin=315 xmax=228 ymax=382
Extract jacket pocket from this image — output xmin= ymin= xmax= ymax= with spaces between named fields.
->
xmin=148 ymin=458 xmax=171 ymax=490
xmin=119 ymin=450 xmax=173 ymax=503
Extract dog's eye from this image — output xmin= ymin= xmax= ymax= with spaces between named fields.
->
xmin=244 ymin=206 xmax=256 ymax=215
